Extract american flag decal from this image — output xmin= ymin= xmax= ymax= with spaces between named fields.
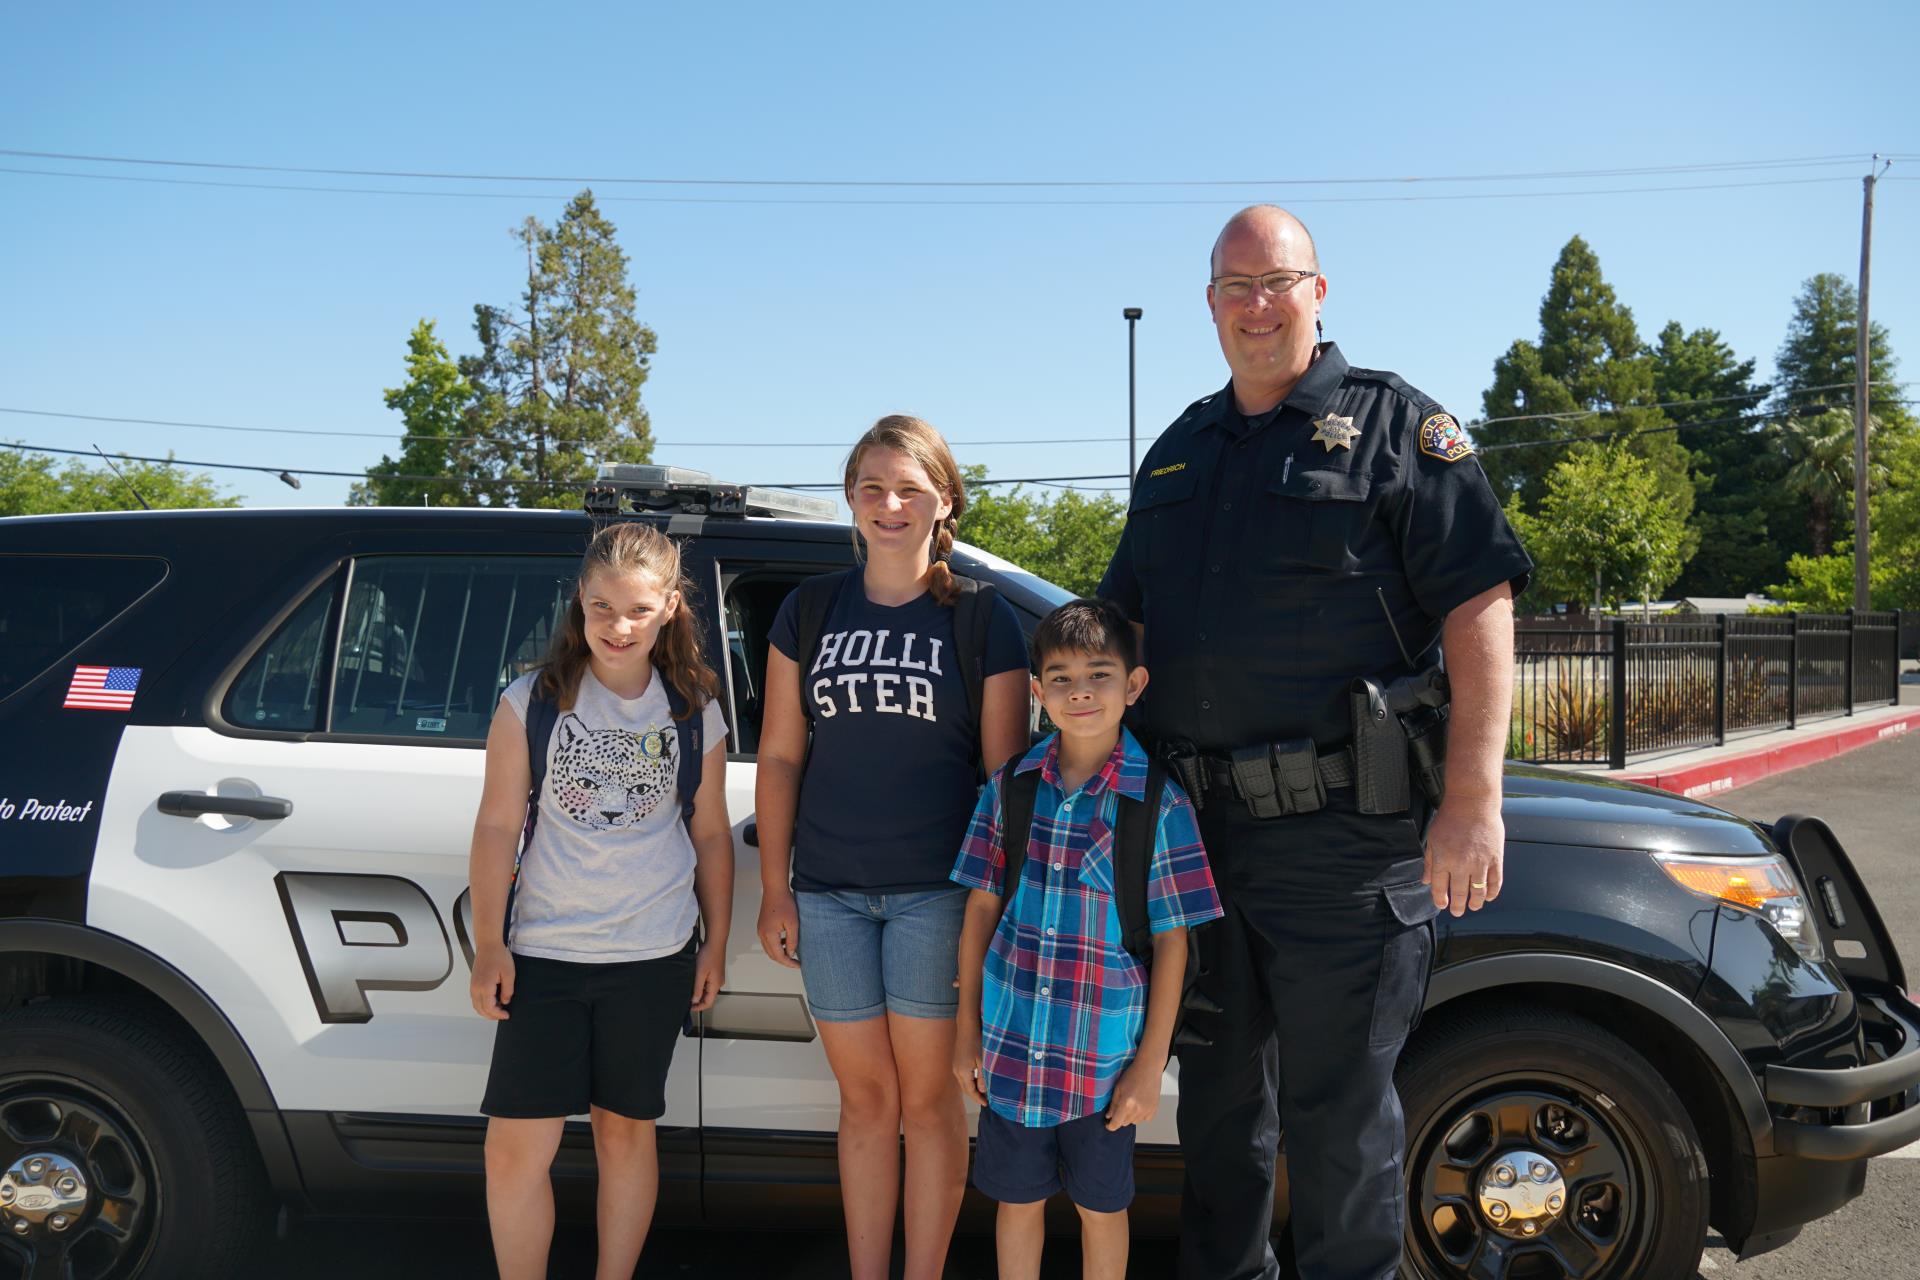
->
xmin=64 ymin=666 xmax=142 ymax=711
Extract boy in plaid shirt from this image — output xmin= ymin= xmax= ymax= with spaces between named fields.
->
xmin=951 ymin=598 xmax=1222 ymax=1280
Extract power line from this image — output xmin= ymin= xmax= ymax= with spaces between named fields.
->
xmin=0 ymin=439 xmax=1121 ymax=492
xmin=0 ymin=166 xmax=1865 ymax=207
xmin=1476 ymin=395 xmax=1917 ymax=452
xmin=0 ymin=405 xmax=1125 ymax=450
xmin=0 ymin=147 xmax=1870 ymax=187
xmin=1474 ymin=379 xmax=1910 ymax=427
xmin=14 ymin=381 xmax=1907 ymax=451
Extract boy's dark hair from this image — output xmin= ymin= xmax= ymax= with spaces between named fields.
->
xmin=1030 ymin=597 xmax=1137 ymax=671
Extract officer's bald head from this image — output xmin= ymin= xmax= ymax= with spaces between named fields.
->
xmin=1210 ymin=205 xmax=1319 ymax=276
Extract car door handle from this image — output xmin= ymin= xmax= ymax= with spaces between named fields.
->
xmin=158 ymin=791 xmax=294 ymax=820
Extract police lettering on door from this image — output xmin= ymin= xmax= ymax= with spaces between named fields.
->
xmin=808 ymin=628 xmax=941 ymax=720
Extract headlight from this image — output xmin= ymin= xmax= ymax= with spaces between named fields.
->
xmin=1653 ymin=852 xmax=1824 ymax=964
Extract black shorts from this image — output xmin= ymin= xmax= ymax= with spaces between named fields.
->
xmin=481 ymin=937 xmax=696 ymax=1121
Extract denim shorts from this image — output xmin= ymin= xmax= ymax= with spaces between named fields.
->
xmin=794 ymin=886 xmax=968 ymax=1022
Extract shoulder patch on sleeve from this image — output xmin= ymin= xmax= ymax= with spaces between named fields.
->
xmin=1418 ymin=412 xmax=1473 ymax=462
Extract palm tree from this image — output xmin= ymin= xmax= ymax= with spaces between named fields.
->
xmin=1780 ymin=410 xmax=1888 ymax=555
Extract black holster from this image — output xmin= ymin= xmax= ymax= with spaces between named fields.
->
xmin=1352 ymin=668 xmax=1451 ymax=814
xmin=1161 ymin=739 xmax=1208 ymax=811
xmin=1351 ymin=678 xmax=1411 ymax=814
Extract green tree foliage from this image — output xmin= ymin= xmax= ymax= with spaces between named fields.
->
xmin=349 ymin=320 xmax=480 ymax=507
xmin=1778 ymin=409 xmax=1891 ymax=556
xmin=955 ymin=467 xmax=1125 ymax=597
xmin=1477 ymin=238 xmax=1693 ymax=550
xmin=1775 ymin=273 xmax=1911 ymax=431
xmin=0 ymin=449 xmax=235 ymax=515
xmin=1770 ymin=425 xmax=1920 ymax=609
xmin=463 ymin=191 xmax=658 ymax=509
xmin=1654 ymin=322 xmax=1785 ymax=597
xmin=1504 ymin=443 xmax=1690 ymax=612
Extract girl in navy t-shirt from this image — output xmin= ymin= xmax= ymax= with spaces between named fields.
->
xmin=755 ymin=415 xmax=1030 ymax=1280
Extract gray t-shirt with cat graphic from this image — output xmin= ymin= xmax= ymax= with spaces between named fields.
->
xmin=499 ymin=668 xmax=727 ymax=963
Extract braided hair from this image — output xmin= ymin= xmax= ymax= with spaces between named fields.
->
xmin=842 ymin=415 xmax=968 ymax=606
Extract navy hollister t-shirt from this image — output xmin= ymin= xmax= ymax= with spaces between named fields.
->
xmin=769 ymin=570 xmax=1029 ymax=893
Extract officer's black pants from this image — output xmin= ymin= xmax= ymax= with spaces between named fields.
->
xmin=1177 ymin=798 xmax=1436 ymax=1280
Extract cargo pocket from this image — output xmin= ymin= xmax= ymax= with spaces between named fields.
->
xmin=1367 ymin=879 xmax=1438 ymax=1049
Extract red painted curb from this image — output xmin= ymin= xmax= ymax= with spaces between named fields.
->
xmin=1618 ymin=710 xmax=1920 ymax=799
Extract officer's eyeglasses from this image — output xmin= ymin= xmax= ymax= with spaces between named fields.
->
xmin=1210 ymin=270 xmax=1319 ymax=301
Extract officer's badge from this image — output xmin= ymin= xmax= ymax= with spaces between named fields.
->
xmin=638 ymin=729 xmax=668 ymax=761
xmin=1419 ymin=412 xmax=1473 ymax=462
xmin=1310 ymin=413 xmax=1360 ymax=452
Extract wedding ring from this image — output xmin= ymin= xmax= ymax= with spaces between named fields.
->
xmin=1470 ymin=880 xmax=1488 ymax=890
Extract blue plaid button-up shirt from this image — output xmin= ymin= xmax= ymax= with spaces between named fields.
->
xmin=951 ymin=727 xmax=1222 ymax=1127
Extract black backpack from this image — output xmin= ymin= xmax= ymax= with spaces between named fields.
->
xmin=993 ymin=751 xmax=1212 ymax=1047
xmin=503 ymin=668 xmax=705 ymax=943
xmin=787 ymin=568 xmax=1001 ymax=728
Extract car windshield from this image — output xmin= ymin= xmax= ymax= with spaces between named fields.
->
xmin=951 ymin=541 xmax=1078 ymax=615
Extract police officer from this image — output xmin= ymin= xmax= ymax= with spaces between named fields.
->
xmin=1098 ymin=205 xmax=1532 ymax=1280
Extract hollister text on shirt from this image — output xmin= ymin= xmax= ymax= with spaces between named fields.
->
xmin=807 ymin=627 xmax=944 ymax=721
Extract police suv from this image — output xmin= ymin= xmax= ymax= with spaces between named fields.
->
xmin=3 ymin=467 xmax=1918 ymax=1280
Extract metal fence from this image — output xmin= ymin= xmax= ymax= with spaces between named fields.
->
xmin=1510 ymin=610 xmax=1904 ymax=768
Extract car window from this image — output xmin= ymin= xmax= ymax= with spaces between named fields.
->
xmin=720 ymin=569 xmax=818 ymax=755
xmin=0 ymin=554 xmax=168 ymax=702
xmin=225 ymin=574 xmax=337 ymax=731
xmin=331 ymin=556 xmax=574 ymax=742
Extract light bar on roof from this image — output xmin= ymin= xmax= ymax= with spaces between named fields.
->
xmin=585 ymin=464 xmax=838 ymax=522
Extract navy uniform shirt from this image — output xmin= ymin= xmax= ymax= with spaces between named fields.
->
xmin=1098 ymin=343 xmax=1532 ymax=754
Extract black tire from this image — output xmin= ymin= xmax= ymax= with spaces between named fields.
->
xmin=1396 ymin=1004 xmax=1708 ymax=1280
xmin=0 ymin=1000 xmax=271 ymax=1279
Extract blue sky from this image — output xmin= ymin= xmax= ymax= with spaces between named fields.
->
xmin=2 ymin=1 xmax=1916 ymax=512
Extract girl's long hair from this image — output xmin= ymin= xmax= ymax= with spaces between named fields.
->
xmin=535 ymin=522 xmax=720 ymax=719
xmin=842 ymin=414 xmax=969 ymax=606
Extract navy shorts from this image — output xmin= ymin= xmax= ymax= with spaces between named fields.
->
xmin=481 ymin=937 xmax=695 ymax=1121
xmin=971 ymin=1105 xmax=1137 ymax=1213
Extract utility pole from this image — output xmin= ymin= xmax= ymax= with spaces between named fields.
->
xmin=1854 ymin=155 xmax=1890 ymax=610
xmin=1123 ymin=308 xmax=1143 ymax=494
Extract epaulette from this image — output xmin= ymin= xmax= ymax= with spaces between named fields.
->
xmin=1344 ymin=365 xmax=1428 ymax=406
xmin=1173 ymin=390 xmax=1218 ymax=427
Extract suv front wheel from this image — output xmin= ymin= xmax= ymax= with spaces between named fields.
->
xmin=0 ymin=1000 xmax=269 ymax=1279
xmin=1396 ymin=1004 xmax=1709 ymax=1280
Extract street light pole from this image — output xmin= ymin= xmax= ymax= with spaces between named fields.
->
xmin=1123 ymin=307 xmax=1143 ymax=494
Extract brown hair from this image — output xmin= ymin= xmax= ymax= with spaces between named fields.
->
xmin=535 ymin=522 xmax=720 ymax=719
xmin=842 ymin=414 xmax=968 ymax=606
xmin=1031 ymin=598 xmax=1138 ymax=671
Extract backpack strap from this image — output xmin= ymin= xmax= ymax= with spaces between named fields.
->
xmin=1112 ymin=758 xmax=1168 ymax=961
xmin=659 ymin=674 xmax=703 ymax=830
xmin=505 ymin=689 xmax=562 ymax=945
xmin=946 ymin=574 xmax=1003 ymax=730
xmin=994 ymin=749 xmax=1039 ymax=908
xmin=790 ymin=570 xmax=853 ymax=718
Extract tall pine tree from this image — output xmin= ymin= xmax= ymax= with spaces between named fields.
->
xmin=1477 ymin=238 xmax=1695 ymax=559
xmin=462 ymin=190 xmax=658 ymax=509
xmin=1771 ymin=274 xmax=1911 ymax=558
xmin=1653 ymin=322 xmax=1782 ymax=597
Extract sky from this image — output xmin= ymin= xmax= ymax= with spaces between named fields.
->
xmin=2 ymin=1 xmax=1916 ymax=514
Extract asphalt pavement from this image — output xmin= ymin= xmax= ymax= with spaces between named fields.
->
xmin=266 ymin=723 xmax=1920 ymax=1278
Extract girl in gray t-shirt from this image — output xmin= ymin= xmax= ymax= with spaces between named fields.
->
xmin=465 ymin=521 xmax=733 ymax=1279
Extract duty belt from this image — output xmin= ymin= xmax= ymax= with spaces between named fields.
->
xmin=1163 ymin=739 xmax=1354 ymax=818
xmin=1203 ymin=748 xmax=1354 ymax=795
